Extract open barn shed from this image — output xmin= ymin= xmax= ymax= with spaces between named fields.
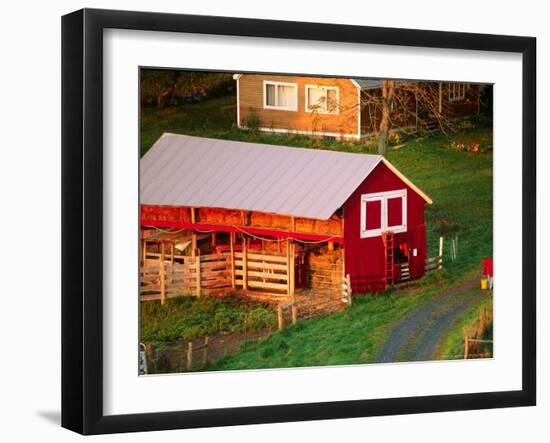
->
xmin=140 ymin=133 xmax=432 ymax=304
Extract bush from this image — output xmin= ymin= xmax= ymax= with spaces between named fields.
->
xmin=244 ymin=108 xmax=261 ymax=130
xmin=140 ymin=295 xmax=277 ymax=342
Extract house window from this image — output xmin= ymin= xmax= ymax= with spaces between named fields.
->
xmin=263 ymin=81 xmax=298 ymax=111
xmin=448 ymin=83 xmax=467 ymax=101
xmin=360 ymin=189 xmax=407 ymax=238
xmin=305 ymin=85 xmax=339 ymax=114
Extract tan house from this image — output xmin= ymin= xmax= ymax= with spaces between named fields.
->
xmin=233 ymin=74 xmax=480 ymax=140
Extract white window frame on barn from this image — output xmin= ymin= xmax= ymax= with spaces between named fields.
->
xmin=360 ymin=189 xmax=408 ymax=238
xmin=263 ymin=80 xmax=298 ymax=111
xmin=448 ymin=82 xmax=467 ymax=101
xmin=305 ymin=85 xmax=339 ymax=114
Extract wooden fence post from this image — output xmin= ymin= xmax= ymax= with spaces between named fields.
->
xmin=196 ymin=256 xmax=201 ymax=297
xmin=186 ymin=341 xmax=193 ymax=371
xmin=159 ymin=260 xmax=166 ymax=305
xmin=277 ymin=304 xmax=284 ymax=330
xmin=346 ymin=274 xmax=353 ymax=306
xmin=242 ymin=237 xmax=248 ymax=290
xmin=230 ymin=232 xmax=236 ymax=289
xmin=141 ymin=239 xmax=146 ymax=266
xmin=290 ymin=241 xmax=295 ymax=301
xmin=438 ymin=236 xmax=444 ymax=270
xmin=464 ymin=333 xmax=469 ymax=359
xmin=202 ymin=336 xmax=209 ymax=366
xmin=291 ymin=304 xmax=297 ymax=325
xmin=286 ymin=238 xmax=292 ymax=297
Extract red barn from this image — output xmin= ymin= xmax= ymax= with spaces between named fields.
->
xmin=140 ymin=134 xmax=432 ymax=300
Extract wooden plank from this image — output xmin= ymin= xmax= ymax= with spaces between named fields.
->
xmin=291 ymin=305 xmax=297 ymax=325
xmin=187 ymin=342 xmax=193 ymax=371
xmin=242 ymin=238 xmax=248 ymax=290
xmin=230 ymin=232 xmax=236 ymax=289
xmin=278 ymin=304 xmax=284 ymax=330
xmin=235 ymin=269 xmax=288 ymax=281
xmin=290 ymin=241 xmax=295 ymax=300
xmin=195 ymin=256 xmax=201 ymax=297
xmin=234 ymin=260 xmax=288 ymax=272
xmin=246 ymin=280 xmax=288 ymax=291
xmin=438 ymin=237 xmax=443 ymax=270
xmin=286 ymin=240 xmax=291 ymax=297
xmin=234 ymin=252 xmax=288 ymax=263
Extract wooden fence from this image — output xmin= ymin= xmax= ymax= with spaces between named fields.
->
xmin=397 ymin=255 xmax=443 ymax=283
xmin=234 ymin=250 xmax=292 ymax=295
xmin=140 ymin=252 xmax=231 ymax=302
xmin=277 ymin=274 xmax=352 ymax=329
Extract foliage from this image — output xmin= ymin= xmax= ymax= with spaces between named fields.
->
xmin=388 ymin=131 xmax=403 ymax=145
xmin=140 ymin=296 xmax=277 ymax=343
xmin=244 ymin=107 xmax=261 ymax=130
xmin=140 ymin=69 xmax=233 ymax=109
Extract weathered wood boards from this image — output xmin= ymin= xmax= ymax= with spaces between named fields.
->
xmin=140 ymin=253 xmax=231 ymax=301
xmin=234 ymin=250 xmax=290 ymax=293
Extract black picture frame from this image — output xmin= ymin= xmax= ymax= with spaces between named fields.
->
xmin=61 ymin=8 xmax=536 ymax=435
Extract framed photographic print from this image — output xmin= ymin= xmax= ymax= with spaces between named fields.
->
xmin=61 ymin=8 xmax=536 ymax=435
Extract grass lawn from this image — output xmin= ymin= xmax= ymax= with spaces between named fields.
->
xmin=206 ymin=288 xmax=438 ymax=371
xmin=140 ymin=296 xmax=277 ymax=344
xmin=140 ymin=95 xmax=493 ymax=370
xmin=435 ymin=291 xmax=493 ymax=360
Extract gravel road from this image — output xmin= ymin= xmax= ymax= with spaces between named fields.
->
xmin=375 ymin=279 xmax=486 ymax=363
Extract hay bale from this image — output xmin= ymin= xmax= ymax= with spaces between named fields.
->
xmin=314 ymin=216 xmax=342 ymax=235
xmin=178 ymin=207 xmax=191 ymax=223
xmin=251 ymin=212 xmax=272 ymax=228
xmin=272 ymin=214 xmax=291 ymax=230
xmin=296 ymin=218 xmax=315 ymax=233
xmin=198 ymin=208 xmax=226 ymax=224
xmin=223 ymin=210 xmax=241 ymax=225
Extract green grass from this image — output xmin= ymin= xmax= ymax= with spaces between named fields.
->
xmin=435 ymin=291 xmax=493 ymax=360
xmin=141 ymin=96 xmax=379 ymax=157
xmin=206 ymin=288 xmax=436 ymax=371
xmin=140 ymin=295 xmax=277 ymax=343
xmin=140 ymin=95 xmax=493 ymax=369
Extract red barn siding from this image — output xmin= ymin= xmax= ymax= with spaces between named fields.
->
xmin=343 ymin=162 xmax=427 ymax=293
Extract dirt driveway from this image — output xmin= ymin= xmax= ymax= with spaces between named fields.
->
xmin=375 ymin=279 xmax=489 ymax=363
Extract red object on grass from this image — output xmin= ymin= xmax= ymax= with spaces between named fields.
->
xmin=482 ymin=258 xmax=493 ymax=277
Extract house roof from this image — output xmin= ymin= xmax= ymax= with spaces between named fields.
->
xmin=351 ymin=78 xmax=409 ymax=90
xmin=141 ymin=134 xmax=432 ymax=220
xmin=233 ymin=74 xmax=410 ymax=91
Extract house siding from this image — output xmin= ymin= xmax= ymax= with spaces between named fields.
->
xmin=343 ymin=162 xmax=427 ymax=293
xmin=238 ymin=75 xmax=360 ymax=138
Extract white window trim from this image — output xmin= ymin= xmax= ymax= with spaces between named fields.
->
xmin=448 ymin=82 xmax=467 ymax=102
xmin=305 ymin=84 xmax=340 ymax=115
xmin=263 ymin=80 xmax=298 ymax=111
xmin=360 ymin=189 xmax=408 ymax=238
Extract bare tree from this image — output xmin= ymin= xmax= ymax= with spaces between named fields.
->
xmin=358 ymin=80 xmax=469 ymax=156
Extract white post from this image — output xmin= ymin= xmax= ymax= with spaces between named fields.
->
xmin=438 ymin=236 xmax=444 ymax=270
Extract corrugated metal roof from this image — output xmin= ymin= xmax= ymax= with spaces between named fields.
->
xmin=140 ymin=134 xmax=386 ymax=220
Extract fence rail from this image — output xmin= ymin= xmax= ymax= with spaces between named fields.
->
xmin=140 ymin=252 xmax=231 ymax=302
xmin=234 ymin=250 xmax=291 ymax=294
